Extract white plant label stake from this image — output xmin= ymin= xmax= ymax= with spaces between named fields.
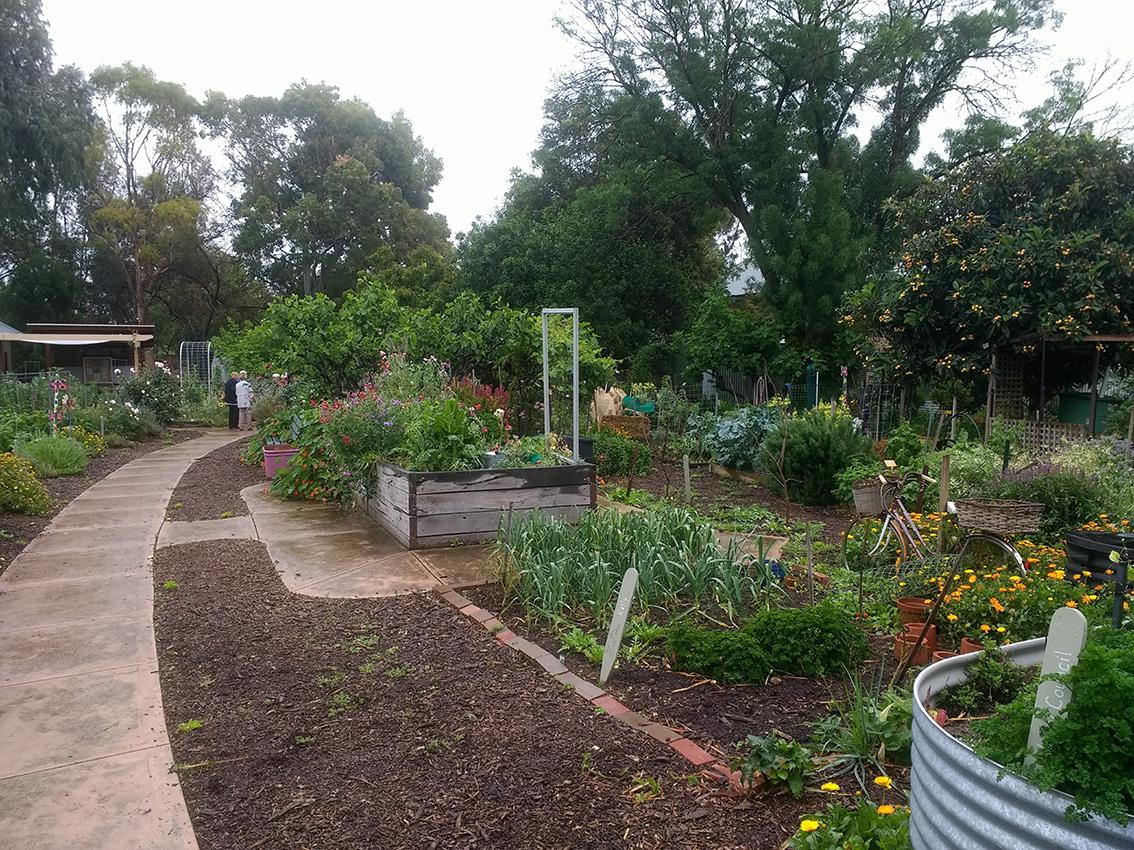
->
xmin=600 ymin=567 xmax=638 ymax=685
xmin=1025 ymin=606 xmax=1087 ymax=764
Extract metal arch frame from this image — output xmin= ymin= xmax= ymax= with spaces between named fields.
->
xmin=541 ymin=308 xmax=580 ymax=464
xmin=178 ymin=340 xmax=213 ymax=397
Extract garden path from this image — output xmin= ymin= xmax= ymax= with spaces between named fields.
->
xmin=0 ymin=430 xmax=242 ymax=850
xmin=154 ymin=484 xmax=493 ymax=597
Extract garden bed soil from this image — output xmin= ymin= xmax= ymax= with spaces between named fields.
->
xmin=463 ymin=584 xmax=899 ymax=757
xmin=166 ymin=436 xmax=264 ymax=521
xmin=0 ymin=429 xmax=202 ymax=578
xmin=621 ymin=462 xmax=853 ymax=546
xmin=154 ymin=539 xmax=817 ymax=849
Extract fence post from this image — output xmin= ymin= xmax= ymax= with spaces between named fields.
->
xmin=937 ymin=454 xmax=951 ymax=553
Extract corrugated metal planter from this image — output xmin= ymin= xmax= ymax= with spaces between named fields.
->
xmin=910 ymin=638 xmax=1134 ymax=849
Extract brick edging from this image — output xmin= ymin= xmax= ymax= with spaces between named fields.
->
xmin=435 ymin=588 xmax=739 ymax=783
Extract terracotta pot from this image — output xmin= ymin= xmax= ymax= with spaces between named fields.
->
xmin=894 ymin=634 xmax=933 ymax=666
xmin=903 ymin=622 xmax=938 ymax=652
xmin=932 ymin=650 xmax=957 ymax=663
xmin=959 ymin=637 xmax=985 ymax=654
xmin=896 ymin=596 xmax=933 ymax=626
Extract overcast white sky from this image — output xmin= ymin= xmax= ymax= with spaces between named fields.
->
xmin=42 ymin=0 xmax=1134 ymax=238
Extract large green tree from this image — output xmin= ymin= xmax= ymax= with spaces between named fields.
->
xmin=848 ymin=131 xmax=1134 ymax=387
xmin=86 ymin=63 xmax=213 ymax=324
xmin=0 ymin=0 xmax=95 ymax=322
xmin=558 ymin=0 xmax=1054 ymax=361
xmin=459 ymin=87 xmax=727 ymax=364
xmin=205 ymin=84 xmax=450 ymax=298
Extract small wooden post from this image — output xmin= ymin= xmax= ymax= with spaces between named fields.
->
xmin=1127 ymin=403 xmax=1134 ymax=456
xmin=984 ymin=351 xmax=996 ymax=441
xmin=1086 ymin=346 xmax=1102 ymax=436
xmin=937 ymin=454 xmax=951 ymax=553
xmin=805 ymin=525 xmax=815 ymax=605
xmin=682 ymin=454 xmax=691 ymax=502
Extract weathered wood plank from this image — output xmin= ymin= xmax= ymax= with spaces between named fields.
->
xmin=415 ymin=505 xmax=590 ymax=543
xmin=414 ymin=484 xmax=591 ymax=515
xmin=408 ymin=464 xmax=594 ymax=494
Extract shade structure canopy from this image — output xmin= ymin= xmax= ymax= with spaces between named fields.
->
xmin=0 ymin=332 xmax=155 ymax=344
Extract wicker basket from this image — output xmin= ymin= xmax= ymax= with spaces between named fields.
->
xmin=953 ymin=499 xmax=1043 ymax=535
xmin=602 ymin=414 xmax=650 ymax=440
xmin=852 ymin=477 xmax=897 ymax=516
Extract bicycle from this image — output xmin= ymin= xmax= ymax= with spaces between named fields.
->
xmin=841 ymin=467 xmax=1025 ymax=578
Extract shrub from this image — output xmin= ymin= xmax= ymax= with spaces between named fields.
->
xmin=884 ymin=420 xmax=925 ymax=468
xmin=741 ymin=734 xmax=813 ymax=797
xmin=594 ymin=429 xmax=652 ymax=478
xmin=0 ymin=411 xmax=49 ymax=451
xmin=59 ymin=425 xmax=107 ymax=458
xmin=0 ymin=452 xmax=52 ymax=514
xmin=14 ymin=436 xmax=90 ymax=477
xmin=400 ymin=397 xmax=484 ymax=472
xmin=702 ymin=405 xmax=781 ymax=470
xmin=745 ymin=603 xmax=870 ymax=677
xmin=324 ymin=399 xmax=408 ymax=486
xmin=924 ymin=435 xmax=1001 ymax=499
xmin=120 ymin=368 xmax=180 ymax=424
xmin=834 ymin=456 xmax=884 ymax=502
xmin=269 ymin=409 xmax=352 ymax=505
xmin=665 ymin=623 xmax=771 ymax=684
xmin=936 ymin=644 xmax=1033 ymax=716
xmin=981 ymin=469 xmax=1107 ymax=541
xmin=763 ymin=408 xmax=873 ymax=505
xmin=975 ymin=629 xmax=1134 ymax=824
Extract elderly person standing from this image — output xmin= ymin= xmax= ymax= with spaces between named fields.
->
xmin=224 ymin=370 xmax=239 ymax=429
xmin=236 ymin=370 xmax=254 ymax=431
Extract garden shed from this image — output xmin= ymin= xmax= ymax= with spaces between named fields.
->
xmin=0 ymin=322 xmax=156 ymax=382
xmin=985 ymin=333 xmax=1134 ymax=448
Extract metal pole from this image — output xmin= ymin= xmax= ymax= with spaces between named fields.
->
xmin=572 ymin=308 xmax=579 ymax=464
xmin=541 ymin=313 xmax=550 ymax=449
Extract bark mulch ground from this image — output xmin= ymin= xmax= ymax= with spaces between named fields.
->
xmin=464 ymin=584 xmax=896 ymax=756
xmin=166 ymin=435 xmax=265 ymax=521
xmin=618 ymin=462 xmax=853 ymax=547
xmin=0 ymin=429 xmax=202 ymax=578
xmin=154 ymin=539 xmax=815 ymax=849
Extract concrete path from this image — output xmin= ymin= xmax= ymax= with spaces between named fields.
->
xmin=155 ymin=484 xmax=493 ymax=597
xmin=0 ymin=431 xmax=243 ymax=850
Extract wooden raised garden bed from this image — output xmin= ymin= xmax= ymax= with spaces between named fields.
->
xmin=360 ymin=462 xmax=597 ymax=548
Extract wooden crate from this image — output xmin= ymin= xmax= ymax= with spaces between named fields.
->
xmin=360 ymin=462 xmax=597 ymax=548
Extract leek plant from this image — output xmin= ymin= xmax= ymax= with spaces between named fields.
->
xmin=497 ymin=507 xmax=778 ymax=625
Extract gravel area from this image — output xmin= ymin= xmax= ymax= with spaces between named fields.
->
xmin=153 ymin=539 xmax=812 ymax=849
xmin=0 ymin=429 xmax=202 ymax=577
xmin=166 ymin=436 xmax=265 ymax=521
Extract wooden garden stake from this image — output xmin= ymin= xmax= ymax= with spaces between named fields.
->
xmin=805 ymin=525 xmax=814 ymax=605
xmin=937 ymin=454 xmax=951 ymax=553
xmin=682 ymin=454 xmax=691 ymax=502
xmin=1025 ymin=607 xmax=1087 ymax=765
xmin=600 ymin=567 xmax=639 ymax=685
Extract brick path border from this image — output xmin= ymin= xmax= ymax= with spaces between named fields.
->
xmin=435 ymin=587 xmax=741 ymax=784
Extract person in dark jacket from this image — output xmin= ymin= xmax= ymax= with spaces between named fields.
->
xmin=224 ymin=371 xmax=239 ymax=429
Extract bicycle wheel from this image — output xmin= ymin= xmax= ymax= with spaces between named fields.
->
xmin=952 ymin=533 xmax=1025 ymax=575
xmin=842 ymin=515 xmax=908 ymax=576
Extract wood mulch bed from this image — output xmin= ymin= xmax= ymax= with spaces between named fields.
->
xmin=154 ymin=539 xmax=816 ymax=849
xmin=613 ymin=462 xmax=853 ymax=547
xmin=0 ymin=429 xmax=202 ymax=578
xmin=166 ymin=436 xmax=265 ymax=521
xmin=464 ymin=584 xmax=899 ymax=757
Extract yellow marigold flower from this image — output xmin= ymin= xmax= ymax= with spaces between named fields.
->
xmin=877 ymin=805 xmax=896 ymax=815
xmin=1047 ymin=569 xmax=1065 ymax=580
xmin=947 ymin=613 xmax=959 ymax=622
xmin=996 ymin=626 xmax=1006 ymax=633
xmin=799 ymin=819 xmax=821 ymax=833
xmin=980 ymin=624 xmax=992 ymax=632
xmin=1065 ymin=600 xmax=1078 ymax=608
xmin=874 ymin=776 xmax=893 ymax=789
xmin=821 ymin=782 xmax=840 ymax=792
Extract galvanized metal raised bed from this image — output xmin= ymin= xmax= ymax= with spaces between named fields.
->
xmin=911 ymin=639 xmax=1134 ymax=849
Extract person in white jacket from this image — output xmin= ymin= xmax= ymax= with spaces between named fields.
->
xmin=236 ymin=371 xmax=254 ymax=430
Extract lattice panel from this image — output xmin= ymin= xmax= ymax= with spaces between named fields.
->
xmin=994 ymin=354 xmax=1026 ymax=420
